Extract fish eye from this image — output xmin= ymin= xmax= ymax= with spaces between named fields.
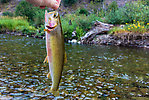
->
xmin=53 ymin=12 xmax=58 ymax=18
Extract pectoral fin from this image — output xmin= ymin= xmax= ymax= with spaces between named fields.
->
xmin=64 ymin=52 xmax=67 ymax=64
xmin=47 ymin=72 xmax=51 ymax=79
xmin=43 ymin=56 xmax=48 ymax=63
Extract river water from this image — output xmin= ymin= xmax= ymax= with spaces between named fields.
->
xmin=0 ymin=34 xmax=149 ymax=99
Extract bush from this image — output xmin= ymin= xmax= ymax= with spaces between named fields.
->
xmin=15 ymin=1 xmax=35 ymax=22
xmin=141 ymin=0 xmax=149 ymax=6
xmin=107 ymin=1 xmax=118 ymax=12
xmin=61 ymin=13 xmax=102 ymax=39
xmin=15 ymin=0 xmax=45 ymax=26
xmin=63 ymin=0 xmax=77 ymax=7
xmin=34 ymin=8 xmax=45 ymax=26
xmin=105 ymin=1 xmax=149 ymax=24
xmin=1 ymin=0 xmax=10 ymax=3
xmin=79 ymin=8 xmax=89 ymax=16
xmin=35 ymin=25 xmax=45 ymax=37
xmin=2 ymin=11 xmax=14 ymax=17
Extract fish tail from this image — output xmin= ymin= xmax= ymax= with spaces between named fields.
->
xmin=46 ymin=89 xmax=60 ymax=96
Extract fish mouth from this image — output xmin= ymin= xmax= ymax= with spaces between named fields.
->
xmin=46 ymin=25 xmax=56 ymax=30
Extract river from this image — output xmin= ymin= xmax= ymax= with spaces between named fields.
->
xmin=0 ymin=34 xmax=149 ymax=99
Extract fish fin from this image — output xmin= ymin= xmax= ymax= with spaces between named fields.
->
xmin=47 ymin=72 xmax=51 ymax=79
xmin=46 ymin=89 xmax=60 ymax=96
xmin=43 ymin=56 xmax=48 ymax=63
xmin=64 ymin=51 xmax=67 ymax=64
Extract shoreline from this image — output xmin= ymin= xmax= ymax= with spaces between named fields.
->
xmin=1 ymin=31 xmax=149 ymax=49
xmin=81 ymin=34 xmax=149 ymax=49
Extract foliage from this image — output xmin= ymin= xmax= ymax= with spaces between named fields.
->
xmin=2 ymin=11 xmax=14 ymax=17
xmin=109 ymin=20 xmax=148 ymax=35
xmin=61 ymin=13 xmax=102 ymax=39
xmin=35 ymin=25 xmax=45 ymax=37
xmin=0 ymin=0 xmax=10 ymax=3
xmin=78 ymin=8 xmax=89 ymax=16
xmin=125 ymin=20 xmax=147 ymax=33
xmin=34 ymin=8 xmax=45 ymax=26
xmin=0 ymin=16 xmax=36 ymax=35
xmin=107 ymin=1 xmax=118 ymax=12
xmin=15 ymin=0 xmax=45 ymax=26
xmin=89 ymin=0 xmax=104 ymax=3
xmin=15 ymin=1 xmax=35 ymax=22
xmin=141 ymin=0 xmax=149 ymax=6
xmin=105 ymin=1 xmax=149 ymax=25
xmin=63 ymin=0 xmax=77 ymax=7
xmin=108 ymin=27 xmax=126 ymax=35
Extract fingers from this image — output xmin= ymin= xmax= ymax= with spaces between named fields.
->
xmin=26 ymin=0 xmax=61 ymax=10
xmin=26 ymin=0 xmax=42 ymax=6
xmin=44 ymin=0 xmax=61 ymax=10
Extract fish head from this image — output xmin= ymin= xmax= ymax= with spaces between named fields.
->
xmin=45 ymin=10 xmax=59 ymax=32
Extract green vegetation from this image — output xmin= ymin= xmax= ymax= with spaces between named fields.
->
xmin=0 ymin=16 xmax=36 ymax=36
xmin=63 ymin=0 xmax=78 ymax=7
xmin=1 ymin=0 xmax=148 ymax=39
xmin=105 ymin=1 xmax=149 ymax=24
xmin=2 ymin=11 xmax=14 ymax=17
xmin=109 ymin=20 xmax=149 ymax=35
xmin=0 ymin=0 xmax=10 ymax=3
xmin=62 ymin=13 xmax=102 ymax=39
xmin=15 ymin=0 xmax=45 ymax=26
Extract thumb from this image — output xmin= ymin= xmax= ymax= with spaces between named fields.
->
xmin=46 ymin=0 xmax=61 ymax=10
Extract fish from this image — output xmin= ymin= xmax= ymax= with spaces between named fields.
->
xmin=44 ymin=10 xmax=66 ymax=96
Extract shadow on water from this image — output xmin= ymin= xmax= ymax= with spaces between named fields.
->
xmin=0 ymin=34 xmax=149 ymax=99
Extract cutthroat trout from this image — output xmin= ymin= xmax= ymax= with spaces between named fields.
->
xmin=44 ymin=10 xmax=66 ymax=96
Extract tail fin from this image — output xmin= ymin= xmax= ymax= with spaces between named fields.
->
xmin=46 ymin=89 xmax=60 ymax=96
xmin=43 ymin=56 xmax=48 ymax=63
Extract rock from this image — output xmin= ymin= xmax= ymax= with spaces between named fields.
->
xmin=68 ymin=39 xmax=77 ymax=43
xmin=81 ymin=20 xmax=113 ymax=44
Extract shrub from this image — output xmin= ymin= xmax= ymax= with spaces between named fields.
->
xmin=15 ymin=1 xmax=35 ymax=22
xmin=34 ymin=8 xmax=45 ymax=26
xmin=15 ymin=0 xmax=45 ymax=26
xmin=107 ymin=1 xmax=118 ymax=12
xmin=0 ymin=0 xmax=10 ymax=3
xmin=63 ymin=0 xmax=77 ymax=7
xmin=35 ymin=25 xmax=45 ymax=37
xmin=79 ymin=8 xmax=89 ymax=16
xmin=141 ymin=0 xmax=149 ymax=6
xmin=105 ymin=1 xmax=149 ymax=24
xmin=2 ymin=11 xmax=14 ymax=17
xmin=61 ymin=13 xmax=102 ymax=39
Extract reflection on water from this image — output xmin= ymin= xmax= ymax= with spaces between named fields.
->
xmin=0 ymin=34 xmax=149 ymax=99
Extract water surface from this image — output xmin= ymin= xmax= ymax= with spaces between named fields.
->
xmin=0 ymin=34 xmax=149 ymax=99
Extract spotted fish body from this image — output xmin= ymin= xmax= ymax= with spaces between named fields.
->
xmin=44 ymin=10 xmax=65 ymax=95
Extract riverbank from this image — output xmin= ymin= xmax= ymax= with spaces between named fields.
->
xmin=83 ymin=34 xmax=149 ymax=48
xmin=1 ymin=30 xmax=149 ymax=49
xmin=0 ymin=30 xmax=45 ymax=39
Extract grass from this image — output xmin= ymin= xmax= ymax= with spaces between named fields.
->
xmin=0 ymin=16 xmax=36 ymax=36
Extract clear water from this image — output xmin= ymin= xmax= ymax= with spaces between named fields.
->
xmin=0 ymin=34 xmax=149 ymax=99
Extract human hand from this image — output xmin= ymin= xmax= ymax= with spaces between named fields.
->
xmin=26 ymin=0 xmax=61 ymax=10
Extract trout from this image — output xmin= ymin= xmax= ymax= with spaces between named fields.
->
xmin=44 ymin=10 xmax=66 ymax=96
